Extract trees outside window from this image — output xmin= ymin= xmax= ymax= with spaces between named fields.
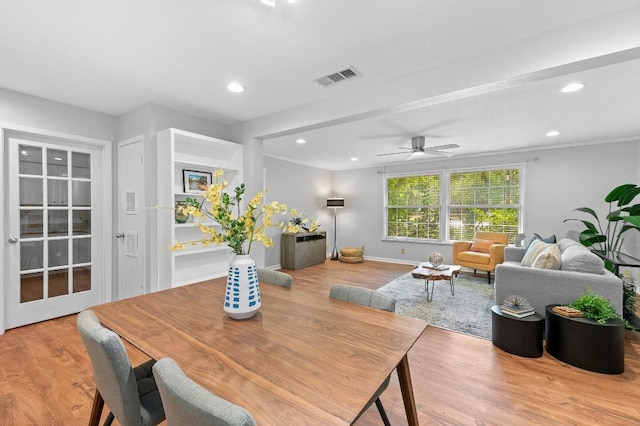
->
xmin=386 ymin=168 xmax=521 ymax=242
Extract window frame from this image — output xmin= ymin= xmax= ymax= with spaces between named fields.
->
xmin=383 ymin=172 xmax=443 ymax=242
xmin=383 ymin=165 xmax=524 ymax=243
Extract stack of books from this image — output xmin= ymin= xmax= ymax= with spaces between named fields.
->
xmin=500 ymin=303 xmax=535 ymax=318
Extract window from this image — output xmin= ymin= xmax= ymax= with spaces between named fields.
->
xmin=386 ymin=174 xmax=441 ymax=239
xmin=449 ymin=169 xmax=520 ymax=242
xmin=385 ymin=167 xmax=521 ymax=242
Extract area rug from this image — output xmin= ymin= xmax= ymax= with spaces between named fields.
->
xmin=377 ymin=272 xmax=495 ymax=340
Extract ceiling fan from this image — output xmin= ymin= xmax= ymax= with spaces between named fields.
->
xmin=376 ymin=136 xmax=459 ymax=161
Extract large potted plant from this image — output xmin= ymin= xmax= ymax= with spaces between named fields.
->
xmin=564 ymin=183 xmax=640 ymax=271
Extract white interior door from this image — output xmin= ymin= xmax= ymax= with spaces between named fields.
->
xmin=6 ymin=137 xmax=104 ymax=329
xmin=117 ymin=137 xmax=145 ymax=299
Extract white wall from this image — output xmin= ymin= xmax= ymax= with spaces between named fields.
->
xmin=0 ymin=87 xmax=116 ymax=140
xmin=263 ymin=156 xmax=332 ymax=268
xmin=326 ymin=140 xmax=640 ymax=266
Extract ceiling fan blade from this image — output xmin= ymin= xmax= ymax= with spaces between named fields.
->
xmin=426 ymin=150 xmax=456 ymax=157
xmin=376 ymin=147 xmax=415 ymax=156
xmin=423 ymin=143 xmax=459 ymax=151
xmin=376 ymin=151 xmax=409 ymax=157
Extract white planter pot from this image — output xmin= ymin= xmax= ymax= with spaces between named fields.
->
xmin=224 ymin=254 xmax=261 ymax=319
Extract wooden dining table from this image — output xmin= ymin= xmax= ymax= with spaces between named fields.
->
xmin=91 ymin=278 xmax=427 ymax=425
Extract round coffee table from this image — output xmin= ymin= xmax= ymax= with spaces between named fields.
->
xmin=411 ymin=264 xmax=461 ymax=302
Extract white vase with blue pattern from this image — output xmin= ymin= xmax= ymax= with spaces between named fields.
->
xmin=224 ymin=254 xmax=261 ymax=319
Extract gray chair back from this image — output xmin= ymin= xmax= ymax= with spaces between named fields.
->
xmin=77 ymin=310 xmax=164 ymax=426
xmin=153 ymin=357 xmax=257 ymax=426
xmin=329 ymin=284 xmax=396 ymax=312
xmin=257 ymin=268 xmax=293 ymax=288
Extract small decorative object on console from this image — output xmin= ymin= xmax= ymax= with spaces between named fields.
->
xmin=551 ymin=305 xmax=584 ymax=318
xmin=428 ymin=252 xmax=443 ymax=267
xmin=500 ymin=295 xmax=535 ymax=318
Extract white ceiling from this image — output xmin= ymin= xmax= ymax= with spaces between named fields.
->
xmin=2 ymin=1 xmax=640 ymax=171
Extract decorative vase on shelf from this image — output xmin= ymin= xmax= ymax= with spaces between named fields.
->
xmin=175 ymin=201 xmax=189 ymax=224
xmin=224 ymin=254 xmax=261 ymax=319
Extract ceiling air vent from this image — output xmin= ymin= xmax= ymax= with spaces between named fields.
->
xmin=314 ymin=66 xmax=361 ymax=87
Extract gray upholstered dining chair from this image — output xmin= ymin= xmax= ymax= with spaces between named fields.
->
xmin=329 ymin=284 xmax=395 ymax=426
xmin=152 ymin=357 xmax=257 ymax=426
xmin=77 ymin=310 xmax=165 ymax=426
xmin=257 ymin=268 xmax=293 ymax=288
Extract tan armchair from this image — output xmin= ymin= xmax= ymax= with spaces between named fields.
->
xmin=452 ymin=231 xmax=509 ymax=283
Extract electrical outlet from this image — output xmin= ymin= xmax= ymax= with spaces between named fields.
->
xmin=401 ymin=248 xmax=405 ymax=255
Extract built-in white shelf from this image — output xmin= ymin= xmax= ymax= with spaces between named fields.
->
xmin=152 ymin=128 xmax=242 ymax=290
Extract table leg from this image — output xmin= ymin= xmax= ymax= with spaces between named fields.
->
xmin=396 ymin=354 xmax=419 ymax=426
xmin=425 ymin=280 xmax=434 ymax=302
xmin=450 ymin=276 xmax=455 ymax=296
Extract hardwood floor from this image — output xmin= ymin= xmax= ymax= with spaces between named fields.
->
xmin=1 ymin=259 xmax=639 ymax=425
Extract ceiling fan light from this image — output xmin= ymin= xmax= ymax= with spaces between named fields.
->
xmin=227 ymin=81 xmax=245 ymax=93
xmin=560 ymin=82 xmax=584 ymax=93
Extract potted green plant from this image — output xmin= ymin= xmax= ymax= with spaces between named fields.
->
xmin=569 ymin=289 xmax=619 ymax=324
xmin=564 ymin=183 xmax=640 ymax=271
xmin=569 ymin=289 xmax=634 ymax=330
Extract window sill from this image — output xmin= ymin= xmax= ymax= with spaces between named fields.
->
xmin=381 ymin=237 xmax=452 ymax=245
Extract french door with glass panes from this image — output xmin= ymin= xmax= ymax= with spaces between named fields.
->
xmin=6 ymin=137 xmax=104 ymax=329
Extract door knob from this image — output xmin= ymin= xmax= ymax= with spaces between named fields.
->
xmin=115 ymin=233 xmax=125 ymax=239
xmin=8 ymin=237 xmax=18 ymax=244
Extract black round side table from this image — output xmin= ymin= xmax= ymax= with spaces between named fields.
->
xmin=545 ymin=304 xmax=624 ymax=374
xmin=491 ymin=305 xmax=544 ymax=358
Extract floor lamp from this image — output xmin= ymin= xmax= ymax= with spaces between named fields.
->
xmin=327 ymin=197 xmax=344 ymax=260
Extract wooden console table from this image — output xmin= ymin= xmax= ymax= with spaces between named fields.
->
xmin=281 ymin=231 xmax=326 ymax=270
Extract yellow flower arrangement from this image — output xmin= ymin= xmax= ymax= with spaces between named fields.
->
xmin=170 ymin=169 xmax=319 ymax=255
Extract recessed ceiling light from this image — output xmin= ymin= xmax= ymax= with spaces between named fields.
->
xmin=227 ymin=82 xmax=245 ymax=93
xmin=350 ymin=157 xmax=358 ymax=161
xmin=546 ymin=130 xmax=560 ymax=137
xmin=295 ymin=138 xmax=306 ymax=144
xmin=560 ymin=82 xmax=584 ymax=93
xmin=260 ymin=0 xmax=276 ymax=7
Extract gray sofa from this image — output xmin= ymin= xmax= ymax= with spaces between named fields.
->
xmin=494 ymin=238 xmax=623 ymax=315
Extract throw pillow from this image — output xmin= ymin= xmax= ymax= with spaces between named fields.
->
xmin=531 ymin=244 xmax=562 ymax=270
xmin=560 ymin=245 xmax=605 ymax=274
xmin=521 ymin=239 xmax=551 ymax=267
xmin=524 ymin=233 xmax=557 ymax=253
xmin=469 ymin=239 xmax=498 ymax=253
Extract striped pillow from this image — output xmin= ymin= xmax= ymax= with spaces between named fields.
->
xmin=521 ymin=239 xmax=550 ymax=267
xmin=532 ymin=244 xmax=561 ymax=269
